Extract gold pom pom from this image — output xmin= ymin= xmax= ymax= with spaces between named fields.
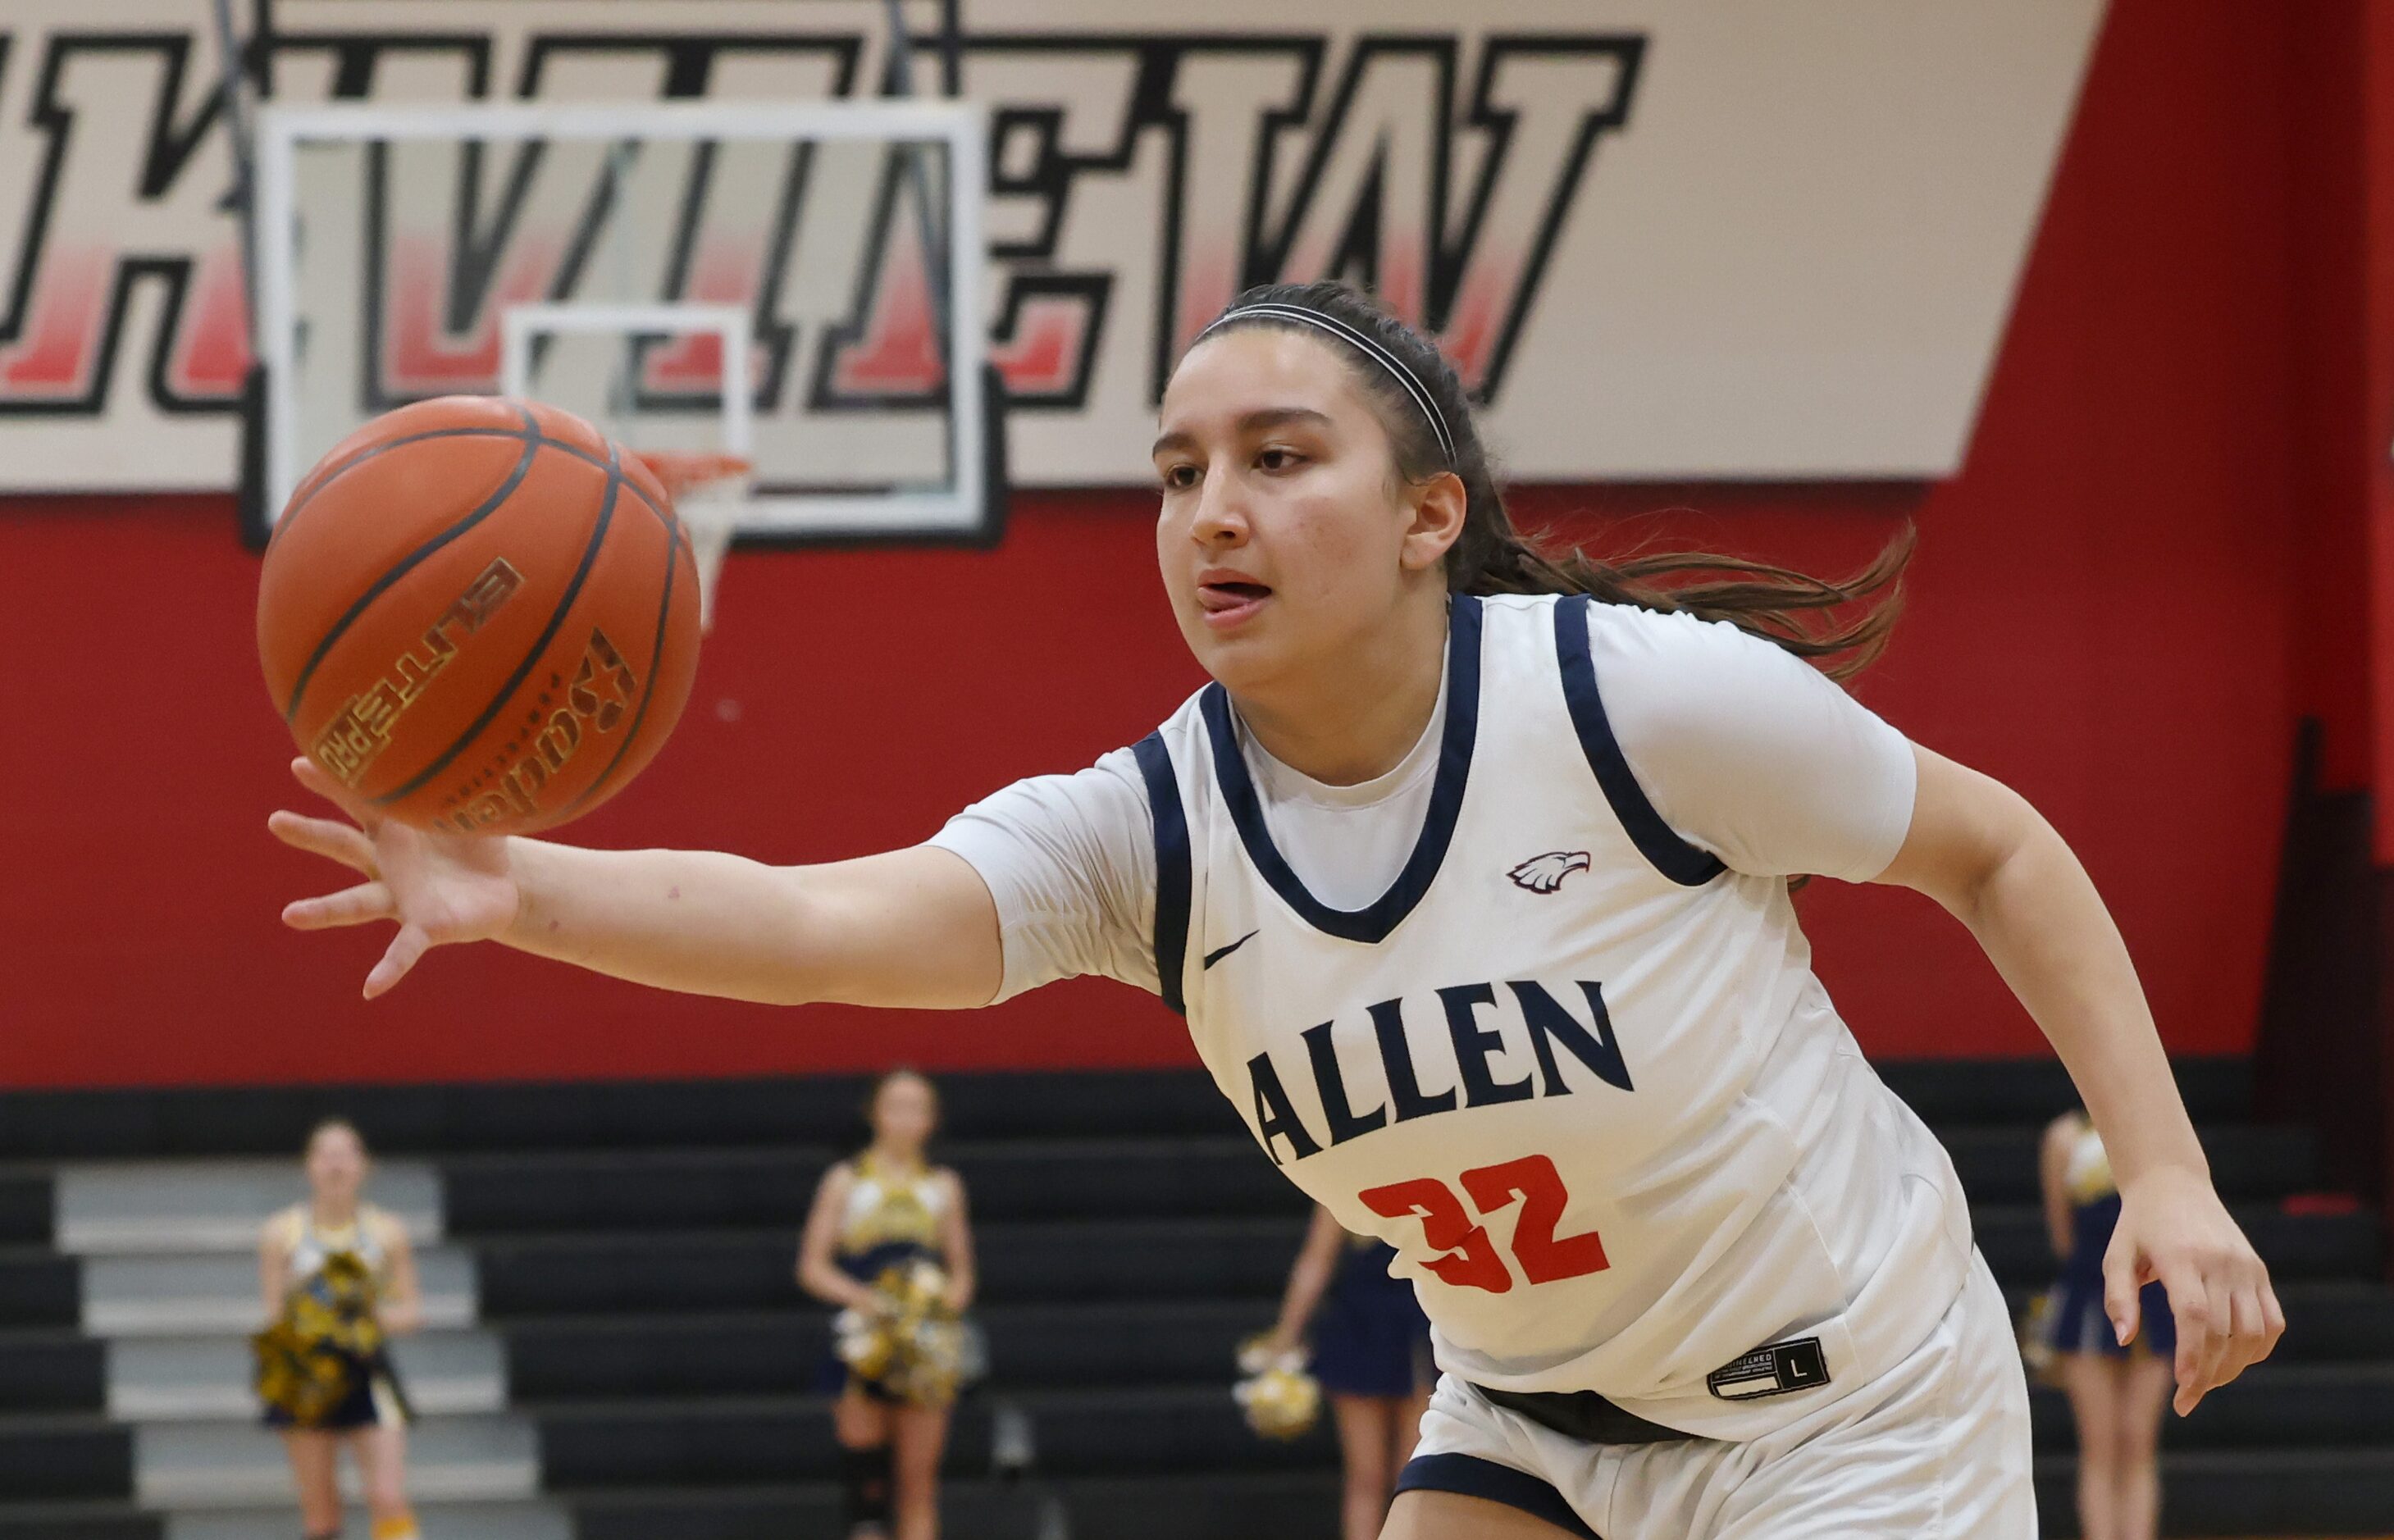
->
xmin=1233 ymin=1333 xmax=1321 ymax=1440
xmin=836 ymin=1259 xmax=985 ymax=1406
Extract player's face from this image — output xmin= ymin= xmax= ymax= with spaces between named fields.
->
xmin=305 ymin=1127 xmax=367 ymax=1203
xmin=1153 ymin=330 xmax=1430 ymax=690
xmin=872 ymin=1076 xmax=937 ymax=1155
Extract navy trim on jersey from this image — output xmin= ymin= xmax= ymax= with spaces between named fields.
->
xmin=1131 ymin=732 xmax=1192 ymax=1014
xmin=1393 ymin=1453 xmax=1598 ymax=1539
xmin=1199 ymin=594 xmax=1483 ymax=944
xmin=1553 ymin=595 xmax=1728 ymax=887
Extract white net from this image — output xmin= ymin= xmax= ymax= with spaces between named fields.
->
xmin=638 ymin=449 xmax=753 ymax=633
xmin=500 ymin=303 xmax=753 ymax=630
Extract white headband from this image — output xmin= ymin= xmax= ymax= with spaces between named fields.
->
xmin=1193 ymin=301 xmax=1457 ymax=465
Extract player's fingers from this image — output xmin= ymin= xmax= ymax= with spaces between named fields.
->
xmin=2218 ymin=1287 xmax=2269 ymax=1385
xmin=281 ymin=882 xmax=394 ymax=931
xmin=364 ymin=924 xmax=432 ymax=1000
xmin=2167 ymin=1266 xmax=2228 ymax=1415
xmin=2224 ymin=1255 xmax=2287 ymax=1378
xmin=267 ymin=811 xmax=378 ymax=877
xmin=2102 ymin=1249 xmax=2142 ymax=1347
xmin=290 ymin=757 xmax=375 ymax=825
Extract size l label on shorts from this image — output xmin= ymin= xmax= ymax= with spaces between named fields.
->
xmin=1706 ymin=1337 xmax=1831 ymax=1401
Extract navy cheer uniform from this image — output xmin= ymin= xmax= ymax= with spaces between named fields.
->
xmin=822 ymin=1155 xmax=952 ymax=1401
xmin=261 ymin=1205 xmax=409 ymax=1430
xmin=2049 ymin=1117 xmax=2176 ymax=1358
xmin=1311 ymin=1233 xmax=1431 ymax=1398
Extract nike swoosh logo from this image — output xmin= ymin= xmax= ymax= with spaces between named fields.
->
xmin=1202 ymin=930 xmax=1260 ymax=969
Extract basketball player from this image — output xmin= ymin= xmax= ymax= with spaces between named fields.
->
xmin=271 ymin=280 xmax=2283 ymax=1538
xmin=1262 ymin=1204 xmax=1434 ymax=1540
xmin=258 ymin=1119 xmax=422 ymax=1540
xmin=2040 ymin=1107 xmax=2176 ymax=1540
xmin=796 ymin=1070 xmax=976 ymax=1540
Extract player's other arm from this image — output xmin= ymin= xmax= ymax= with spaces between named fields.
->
xmin=271 ymin=756 xmax=1001 ymax=1007
xmin=1605 ymin=613 xmax=2284 ymax=1414
xmin=1876 ymin=745 xmax=2285 ymax=1411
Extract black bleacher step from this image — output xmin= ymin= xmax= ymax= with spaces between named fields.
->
xmin=971 ymin=1298 xmax=1268 ymax=1389
xmin=442 ymin=1147 xmax=836 ymax=1235
xmin=1019 ymin=1383 xmax=1334 ymax=1474
xmin=1881 ymin=1055 xmax=2249 ymax=1126
xmin=549 ymin=1433 xmax=2394 ymax=1540
xmin=0 ymin=1412 xmax=133 ymax=1501
xmin=0 ymin=1178 xmax=51 ymax=1250
xmin=458 ymin=1123 xmax=2334 ymax=1236
xmin=1940 ymin=1124 xmax=2320 ymax=1204
xmin=1051 ymin=1472 xmax=1341 ymax=1540
xmin=0 ymin=1070 xmax=1246 ymax=1160
xmin=0 ymin=1251 xmax=80 ymax=1329
xmin=0 ymin=1329 xmax=105 ymax=1411
xmin=504 ymin=1299 xmax=1272 ymax=1399
xmin=536 ymin=1394 xmax=994 ymax=1486
xmin=475 ymin=1217 xmax=1308 ymax=1319
xmin=473 ymin=1200 xmax=2371 ymax=1322
xmin=565 ymin=1473 xmax=1338 ymax=1540
xmin=533 ymin=1366 xmax=2394 ymax=1489
xmin=2031 ymin=1363 xmax=2394 ymax=1451
xmin=568 ymin=1477 xmax=1096 ymax=1540
xmin=513 ymin=1288 xmax=2394 ymax=1408
xmin=2005 ymin=1278 xmax=2394 ymax=1363
xmin=2036 ymin=1447 xmax=2394 ymax=1537
xmin=0 ymin=1060 xmax=2255 ymax=1160
xmin=2264 ymin=1280 xmax=2394 ymax=1360
xmin=1977 ymin=1202 xmax=2379 ymax=1285
xmin=0 ymin=1500 xmax=158 ymax=1540
xmin=536 ymin=1383 xmax=1332 ymax=1486
xmin=475 ymin=1232 xmax=800 ymax=1318
xmin=440 ymin=1137 xmax=1297 ymax=1235
xmin=563 ymin=1451 xmax=2394 ymax=1540
xmin=506 ymin=1314 xmax=824 ymax=1400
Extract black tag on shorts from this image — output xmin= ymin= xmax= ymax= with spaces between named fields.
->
xmin=1706 ymin=1337 xmax=1831 ymax=1401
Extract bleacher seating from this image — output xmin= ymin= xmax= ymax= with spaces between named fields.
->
xmin=0 ymin=1060 xmax=2385 ymax=1539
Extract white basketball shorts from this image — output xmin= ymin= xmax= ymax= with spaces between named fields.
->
xmin=1398 ymin=1251 xmax=2035 ymax=1538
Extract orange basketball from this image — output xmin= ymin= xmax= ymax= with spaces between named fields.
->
xmin=258 ymin=396 xmax=703 ymax=836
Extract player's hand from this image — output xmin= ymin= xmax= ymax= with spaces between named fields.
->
xmin=2106 ymin=1164 xmax=2286 ymax=1415
xmin=268 ymin=756 xmax=522 ymax=999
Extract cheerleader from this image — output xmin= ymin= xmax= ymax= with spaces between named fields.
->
xmin=255 ymin=1119 xmax=423 ymax=1540
xmin=1262 ymin=1204 xmax=1434 ymax=1540
xmin=2041 ymin=1109 xmax=2177 ymax=1540
xmin=796 ymin=1071 xmax=977 ymax=1540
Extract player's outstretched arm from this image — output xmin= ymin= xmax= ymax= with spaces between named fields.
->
xmin=269 ymin=758 xmax=1001 ymax=1008
xmin=1875 ymin=744 xmax=2286 ymax=1414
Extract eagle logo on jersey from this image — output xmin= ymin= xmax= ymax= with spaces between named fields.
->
xmin=1508 ymin=851 xmax=1593 ymax=894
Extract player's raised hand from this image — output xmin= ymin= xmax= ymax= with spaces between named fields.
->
xmin=2104 ymin=1164 xmax=2286 ymax=1415
xmin=268 ymin=757 xmax=522 ymax=999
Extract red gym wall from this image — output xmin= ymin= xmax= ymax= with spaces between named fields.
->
xmin=0 ymin=0 xmax=2364 ymax=1087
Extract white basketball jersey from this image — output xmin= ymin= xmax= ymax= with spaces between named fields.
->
xmin=1134 ymin=593 xmax=1973 ymax=1438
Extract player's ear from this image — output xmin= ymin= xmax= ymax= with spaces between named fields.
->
xmin=1399 ymin=469 xmax=1467 ymax=572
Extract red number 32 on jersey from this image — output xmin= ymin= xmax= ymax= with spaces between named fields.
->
xmin=1360 ymin=1153 xmax=1609 ymax=1295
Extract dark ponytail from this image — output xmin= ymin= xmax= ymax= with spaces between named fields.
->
xmin=1196 ymin=281 xmax=1910 ymax=684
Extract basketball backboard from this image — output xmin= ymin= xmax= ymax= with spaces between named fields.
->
xmin=250 ymin=99 xmax=996 ymax=551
